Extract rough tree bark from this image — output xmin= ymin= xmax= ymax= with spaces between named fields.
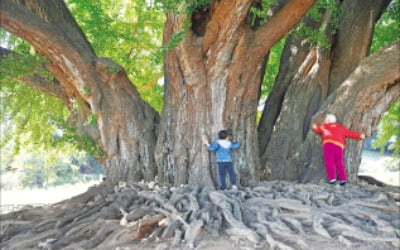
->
xmin=0 ymin=0 xmax=159 ymax=184
xmin=155 ymin=0 xmax=317 ymax=187
xmin=300 ymin=41 xmax=400 ymax=182
xmin=258 ymin=0 xmax=399 ymax=182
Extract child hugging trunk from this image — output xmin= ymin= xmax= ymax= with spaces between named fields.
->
xmin=203 ymin=130 xmax=240 ymax=190
xmin=313 ymin=114 xmax=365 ymax=186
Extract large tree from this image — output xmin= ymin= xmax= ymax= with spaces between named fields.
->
xmin=1 ymin=0 xmax=399 ymax=189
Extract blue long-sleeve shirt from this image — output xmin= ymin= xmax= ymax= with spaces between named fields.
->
xmin=207 ymin=139 xmax=240 ymax=162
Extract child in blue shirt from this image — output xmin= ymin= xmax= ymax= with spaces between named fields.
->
xmin=203 ymin=130 xmax=240 ymax=190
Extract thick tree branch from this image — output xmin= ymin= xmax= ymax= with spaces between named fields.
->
xmin=328 ymin=0 xmax=392 ymax=94
xmin=257 ymin=6 xmax=334 ymax=158
xmin=0 ymin=0 xmax=156 ymax=113
xmin=19 ymin=75 xmax=69 ymax=105
xmin=1 ymin=46 xmax=101 ymax=151
xmin=321 ymin=40 xmax=400 ymax=132
xmin=252 ymin=0 xmax=317 ymax=56
xmin=0 ymin=0 xmax=99 ymax=100
xmin=1 ymin=46 xmax=70 ymax=106
xmin=203 ymin=0 xmax=253 ymax=51
xmin=0 ymin=0 xmax=95 ymax=55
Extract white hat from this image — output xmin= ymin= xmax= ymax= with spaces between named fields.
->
xmin=325 ymin=114 xmax=337 ymax=123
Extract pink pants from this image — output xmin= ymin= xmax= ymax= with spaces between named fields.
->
xmin=323 ymin=143 xmax=347 ymax=182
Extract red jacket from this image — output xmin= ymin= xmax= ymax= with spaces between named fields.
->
xmin=313 ymin=122 xmax=362 ymax=148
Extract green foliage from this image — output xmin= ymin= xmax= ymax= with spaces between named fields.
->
xmin=0 ymin=31 xmax=72 ymax=159
xmin=153 ymin=0 xmax=213 ymax=14
xmin=0 ymin=140 xmax=14 ymax=172
xmin=292 ymin=0 xmax=340 ymax=48
xmin=46 ymin=154 xmax=104 ymax=187
xmin=248 ymin=0 xmax=277 ymax=28
xmin=294 ymin=25 xmax=331 ymax=48
xmin=49 ymin=160 xmax=75 ymax=186
xmin=150 ymin=0 xmax=214 ymax=60
xmin=1 ymin=151 xmax=104 ymax=189
xmin=82 ymin=86 xmax=91 ymax=95
xmin=256 ymin=37 xmax=285 ymax=124
xmin=0 ymin=49 xmax=52 ymax=82
xmin=106 ymin=67 xmax=121 ymax=73
xmin=0 ymin=79 xmax=69 ymax=156
xmin=19 ymin=153 xmax=49 ymax=188
xmin=153 ymin=29 xmax=188 ymax=64
xmin=371 ymin=0 xmax=400 ymax=53
xmin=52 ymin=120 xmax=104 ymax=159
xmin=257 ymin=35 xmax=286 ymax=124
xmin=87 ymin=114 xmax=97 ymax=126
xmin=260 ymin=37 xmax=286 ymax=100
xmin=372 ymin=99 xmax=400 ymax=157
xmin=68 ymin=0 xmax=165 ymax=112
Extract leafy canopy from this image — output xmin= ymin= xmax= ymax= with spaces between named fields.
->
xmin=0 ymin=0 xmax=165 ymax=168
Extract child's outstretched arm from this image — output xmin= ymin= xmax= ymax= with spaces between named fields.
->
xmin=344 ymin=127 xmax=365 ymax=140
xmin=203 ymin=135 xmax=219 ymax=151
xmin=312 ymin=124 xmax=322 ymax=134
xmin=230 ymin=142 xmax=240 ymax=149
xmin=206 ymin=142 xmax=219 ymax=151
xmin=202 ymin=135 xmax=210 ymax=147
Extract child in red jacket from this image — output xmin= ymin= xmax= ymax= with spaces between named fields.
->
xmin=313 ymin=114 xmax=365 ymax=185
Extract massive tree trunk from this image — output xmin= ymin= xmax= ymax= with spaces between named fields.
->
xmin=0 ymin=0 xmax=159 ymax=184
xmin=155 ymin=0 xmax=317 ymax=187
xmin=258 ymin=0 xmax=399 ymax=182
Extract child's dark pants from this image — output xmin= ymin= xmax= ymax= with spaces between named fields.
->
xmin=218 ymin=162 xmax=236 ymax=189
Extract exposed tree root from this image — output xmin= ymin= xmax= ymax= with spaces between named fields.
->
xmin=1 ymin=181 xmax=399 ymax=249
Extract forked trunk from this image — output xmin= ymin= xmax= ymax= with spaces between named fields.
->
xmin=155 ymin=0 xmax=317 ymax=187
xmin=258 ymin=0 xmax=398 ymax=182
xmin=155 ymin=12 xmax=263 ymax=187
xmin=299 ymin=42 xmax=400 ymax=182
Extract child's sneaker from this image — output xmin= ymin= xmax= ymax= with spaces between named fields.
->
xmin=328 ymin=179 xmax=337 ymax=185
xmin=231 ymin=185 xmax=238 ymax=190
xmin=340 ymin=181 xmax=347 ymax=186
